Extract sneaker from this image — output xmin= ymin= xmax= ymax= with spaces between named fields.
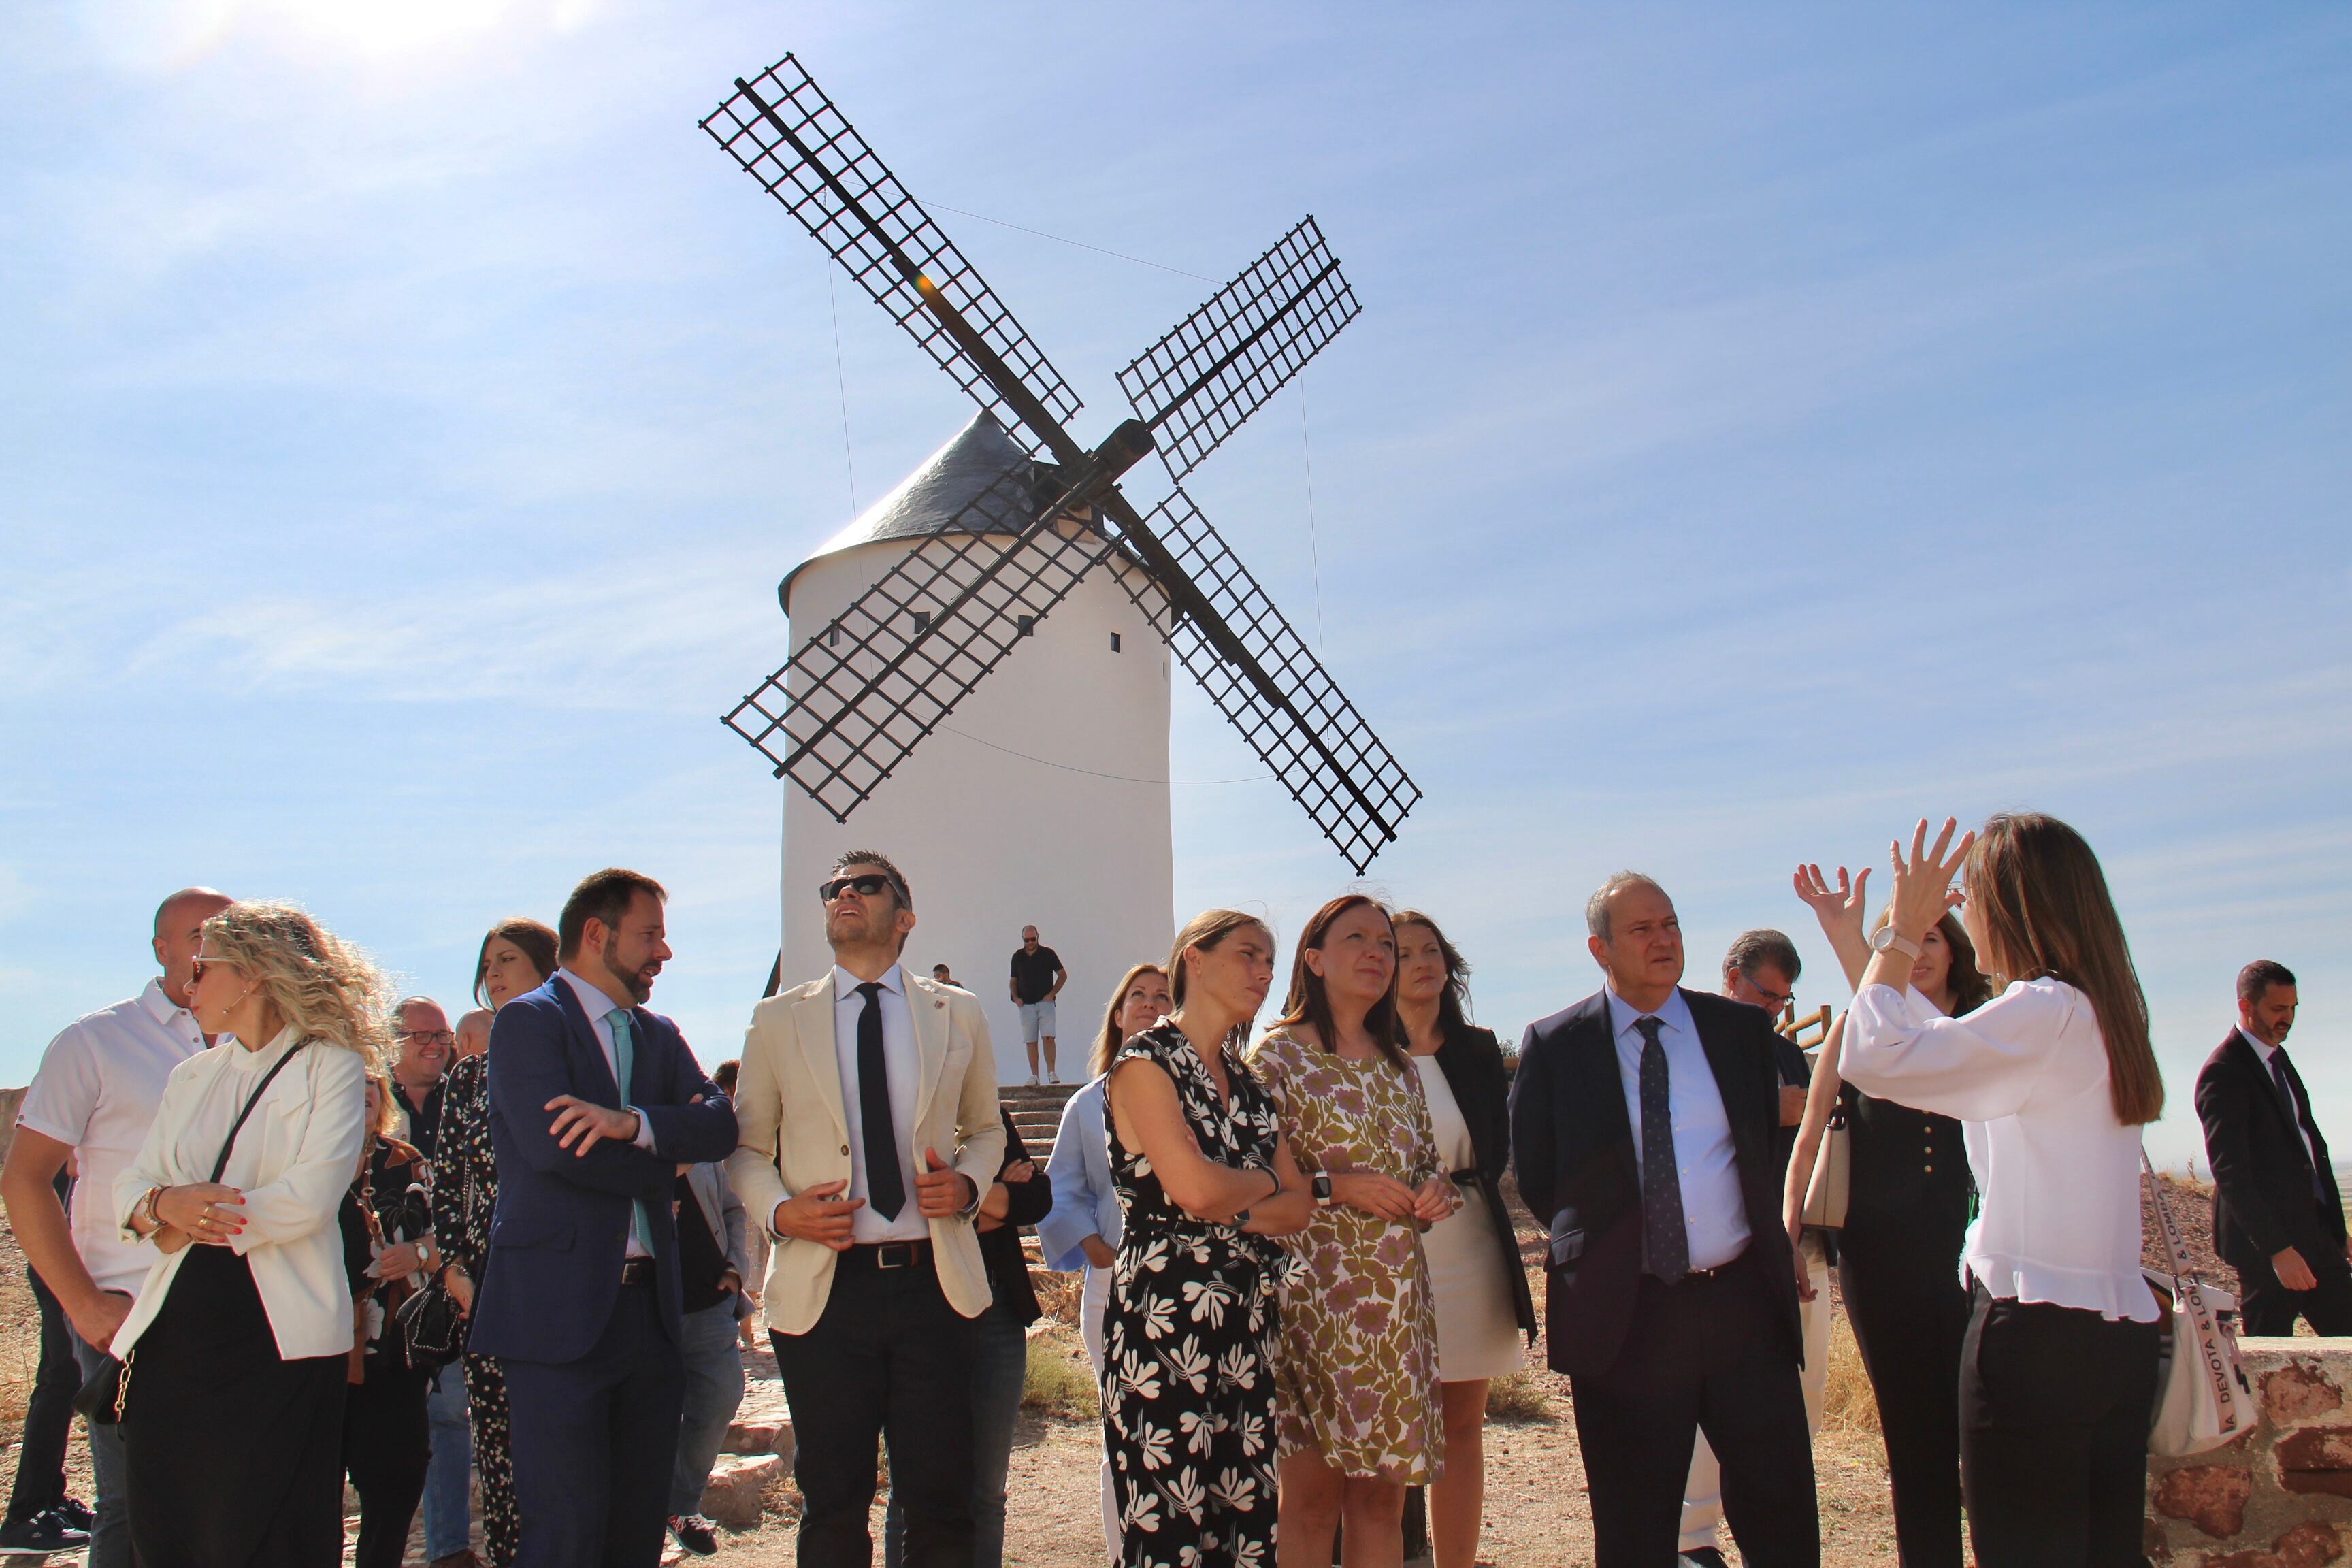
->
xmin=1026 ymin=1073 xmax=1039 ymax=1088
xmin=1047 ymin=1071 xmax=1061 ymax=1084
xmin=0 ymin=1514 xmax=91 ymax=1554
xmin=50 ymin=1502 xmax=92 ymax=1534
xmin=669 ymin=1516 xmax=718 ymax=1556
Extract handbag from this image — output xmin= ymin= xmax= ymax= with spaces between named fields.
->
xmin=2144 ymin=1149 xmax=2252 ymax=1456
xmin=397 ymin=1273 xmax=467 ymax=1372
xmin=1799 ymin=1096 xmax=1851 ymax=1231
xmin=73 ymin=1040 xmax=313 ymax=1425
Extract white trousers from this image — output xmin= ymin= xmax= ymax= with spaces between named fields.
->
xmin=1679 ymin=1239 xmax=1831 ymax=1553
xmin=1080 ymin=1264 xmax=1117 ymax=1562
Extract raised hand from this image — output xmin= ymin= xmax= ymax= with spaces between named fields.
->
xmin=1793 ymin=864 xmax=1871 ymax=941
xmin=1888 ymin=817 xmax=1973 ymax=943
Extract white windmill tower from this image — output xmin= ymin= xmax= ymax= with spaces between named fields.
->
xmin=704 ymin=57 xmax=1421 ymax=1080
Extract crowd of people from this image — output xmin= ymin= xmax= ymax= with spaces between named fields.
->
xmin=0 ymin=807 xmax=2330 ymax=1568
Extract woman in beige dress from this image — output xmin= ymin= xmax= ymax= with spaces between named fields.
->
xmin=1247 ymin=896 xmax=1455 ymax=1568
xmin=1394 ymin=912 xmax=1535 ymax=1568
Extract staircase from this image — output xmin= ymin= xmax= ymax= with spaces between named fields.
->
xmin=1000 ymin=1080 xmax=1079 ymax=1156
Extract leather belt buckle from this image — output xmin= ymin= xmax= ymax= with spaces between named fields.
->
xmin=875 ymin=1241 xmax=920 ymax=1270
xmin=621 ymin=1257 xmax=656 ymax=1286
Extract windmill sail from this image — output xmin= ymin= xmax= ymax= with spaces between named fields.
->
xmin=1114 ymin=489 xmax=1419 ymax=872
xmin=701 ymin=56 xmax=1083 ymax=454
xmin=1117 ymin=217 xmax=1361 ymax=484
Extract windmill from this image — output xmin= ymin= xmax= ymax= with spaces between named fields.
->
xmin=704 ymin=56 xmax=1420 ymax=1054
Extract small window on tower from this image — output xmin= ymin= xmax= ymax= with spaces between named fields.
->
xmin=1110 ymin=632 xmax=1123 ymax=653
xmin=912 ymin=610 xmax=932 ymax=635
xmin=1017 ymin=615 xmax=1036 ymax=637
xmin=828 ymin=624 xmax=840 ymax=648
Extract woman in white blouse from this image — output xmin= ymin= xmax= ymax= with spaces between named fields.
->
xmin=1842 ymin=815 xmax=2165 ymax=1568
xmin=111 ymin=901 xmax=380 ymax=1568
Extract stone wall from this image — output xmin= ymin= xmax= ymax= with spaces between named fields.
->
xmin=2151 ymin=1339 xmax=2352 ymax=1567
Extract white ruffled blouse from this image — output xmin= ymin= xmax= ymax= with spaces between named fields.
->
xmin=1844 ymin=977 xmax=2158 ymax=1324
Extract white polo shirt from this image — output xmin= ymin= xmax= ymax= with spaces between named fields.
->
xmin=18 ymin=980 xmax=209 ymax=1294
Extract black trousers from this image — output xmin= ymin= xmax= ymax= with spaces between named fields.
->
xmin=1567 ymin=1255 xmax=1818 ymax=1568
xmin=770 ymin=1248 xmax=976 ymax=1568
xmin=2236 ymin=1220 xmax=2352 ymax=1336
xmin=1840 ymin=1227 xmax=1970 ymax=1568
xmin=1959 ymin=1285 xmax=2159 ymax=1568
xmin=7 ymin=1264 xmax=80 ymax=1522
xmin=342 ymin=1359 xmax=431 ymax=1568
xmin=502 ymin=1277 xmax=685 ymax=1568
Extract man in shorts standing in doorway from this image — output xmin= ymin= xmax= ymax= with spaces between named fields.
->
xmin=1007 ymin=927 xmax=1066 ymax=1087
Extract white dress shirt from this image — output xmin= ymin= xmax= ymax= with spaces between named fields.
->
xmin=111 ymin=1027 xmax=370 ymax=1360
xmin=1845 ymin=978 xmax=2158 ymax=1323
xmin=832 ymin=964 xmax=928 ymax=1244
xmin=19 ymin=980 xmax=209 ymax=1294
xmin=2242 ymin=1029 xmax=2325 ymax=1175
xmin=1604 ymin=985 xmax=1750 ymax=1271
xmin=555 ymin=969 xmax=662 ymax=1258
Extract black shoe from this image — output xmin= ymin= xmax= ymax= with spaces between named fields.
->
xmin=49 ymin=1501 xmax=92 ymax=1533
xmin=0 ymin=1514 xmax=91 ymax=1554
xmin=669 ymin=1515 xmax=718 ymax=1556
xmin=1678 ymin=1549 xmax=1730 ymax=1568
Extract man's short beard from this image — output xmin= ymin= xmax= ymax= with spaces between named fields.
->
xmin=602 ymin=931 xmax=656 ymax=1004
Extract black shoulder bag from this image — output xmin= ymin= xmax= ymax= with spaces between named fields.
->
xmin=75 ymin=1041 xmax=314 ymax=1424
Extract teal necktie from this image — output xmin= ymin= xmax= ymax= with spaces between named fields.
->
xmin=608 ymin=1008 xmax=656 ymax=1257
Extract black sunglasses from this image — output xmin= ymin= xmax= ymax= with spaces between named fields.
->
xmin=819 ymin=872 xmax=898 ymax=903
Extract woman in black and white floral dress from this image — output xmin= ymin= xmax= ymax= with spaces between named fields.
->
xmin=1104 ymin=911 xmax=1312 ymax=1568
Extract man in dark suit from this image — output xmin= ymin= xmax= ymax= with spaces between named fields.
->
xmin=1510 ymin=872 xmax=1818 ymax=1568
xmin=471 ymin=868 xmax=739 ymax=1568
xmin=2195 ymin=959 xmax=2349 ymax=1335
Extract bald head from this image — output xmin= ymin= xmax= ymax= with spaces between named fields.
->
xmin=152 ymin=887 xmax=233 ymax=1008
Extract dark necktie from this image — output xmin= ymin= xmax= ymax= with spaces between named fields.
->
xmin=2270 ymin=1049 xmax=2325 ymax=1202
xmin=857 ymin=982 xmax=906 ymax=1220
xmin=1635 ymin=1016 xmax=1689 ymax=1284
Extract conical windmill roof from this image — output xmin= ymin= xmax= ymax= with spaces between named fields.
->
xmin=779 ymin=410 xmax=1051 ymax=615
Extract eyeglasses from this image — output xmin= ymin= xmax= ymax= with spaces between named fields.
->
xmin=819 ymin=872 xmax=896 ymax=902
xmin=189 ymin=958 xmax=233 ymax=984
xmin=1744 ymin=979 xmax=1794 ymax=1011
xmin=394 ymin=1030 xmax=457 ymax=1049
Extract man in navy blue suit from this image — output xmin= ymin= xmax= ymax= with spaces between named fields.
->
xmin=470 ymin=868 xmax=738 ymax=1568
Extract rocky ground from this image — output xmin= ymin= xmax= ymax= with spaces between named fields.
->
xmin=0 ymin=1170 xmax=2253 ymax=1567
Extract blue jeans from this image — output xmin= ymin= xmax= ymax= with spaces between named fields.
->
xmin=421 ymin=1362 xmax=474 ymax=1558
xmin=883 ymin=1304 xmax=1028 ymax=1568
xmin=668 ymin=1301 xmax=747 ymax=1518
xmin=70 ymin=1336 xmax=131 ymax=1568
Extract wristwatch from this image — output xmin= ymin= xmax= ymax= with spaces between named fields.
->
xmin=1311 ymin=1173 xmax=1334 ymax=1208
xmin=1871 ymin=927 xmax=1923 ymax=960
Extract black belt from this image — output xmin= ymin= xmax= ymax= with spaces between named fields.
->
xmin=621 ymin=1257 xmax=656 ymax=1286
xmin=844 ymin=1239 xmax=933 ymax=1271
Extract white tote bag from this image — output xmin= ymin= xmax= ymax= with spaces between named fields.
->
xmin=2143 ymin=1152 xmax=2253 ymax=1456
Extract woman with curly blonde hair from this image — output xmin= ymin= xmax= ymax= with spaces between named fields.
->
xmin=112 ymin=900 xmax=383 ymax=1568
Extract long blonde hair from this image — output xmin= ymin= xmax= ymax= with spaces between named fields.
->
xmin=201 ymin=901 xmax=390 ymax=1073
xmin=1964 ymin=813 xmax=2162 ymax=1125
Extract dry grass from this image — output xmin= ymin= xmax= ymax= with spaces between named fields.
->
xmin=1818 ymin=1311 xmax=1881 ymax=1437
xmin=1483 ymin=1368 xmax=1561 ymax=1424
xmin=1022 ymin=1323 xmax=1100 ymax=1420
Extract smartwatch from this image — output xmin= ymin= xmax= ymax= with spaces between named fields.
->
xmin=1311 ymin=1173 xmax=1334 ymax=1208
xmin=1871 ymin=927 xmax=1923 ymax=960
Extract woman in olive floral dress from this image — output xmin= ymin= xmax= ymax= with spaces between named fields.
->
xmin=1104 ymin=911 xmax=1312 ymax=1568
xmin=1247 ymin=895 xmax=1455 ymax=1568
xmin=431 ymin=918 xmax=555 ymax=1568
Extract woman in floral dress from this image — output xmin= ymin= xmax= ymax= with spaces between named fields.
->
xmin=1105 ymin=911 xmax=1312 ymax=1568
xmin=1247 ymin=895 xmax=1456 ymax=1568
xmin=431 ymin=918 xmax=555 ymax=1568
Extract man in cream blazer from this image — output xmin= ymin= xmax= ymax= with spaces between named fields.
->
xmin=728 ymin=851 xmax=1005 ymax=1568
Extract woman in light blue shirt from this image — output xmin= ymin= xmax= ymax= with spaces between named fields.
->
xmin=1040 ymin=962 xmax=1170 ymax=1563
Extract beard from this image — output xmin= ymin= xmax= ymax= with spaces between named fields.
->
xmin=602 ymin=931 xmax=658 ymax=1004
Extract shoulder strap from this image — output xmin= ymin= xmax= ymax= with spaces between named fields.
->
xmin=2142 ymin=1147 xmax=2196 ymax=1292
xmin=210 ymin=1041 xmax=313 ymax=1183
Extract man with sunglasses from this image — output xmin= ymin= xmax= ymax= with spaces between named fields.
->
xmin=1 ymin=886 xmax=231 ymax=1568
xmin=728 ymin=851 xmax=1008 ymax=1568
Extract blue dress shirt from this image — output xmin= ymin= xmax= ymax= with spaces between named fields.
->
xmin=1038 ymin=1077 xmax=1122 ymax=1271
xmin=1604 ymin=985 xmax=1750 ymax=1271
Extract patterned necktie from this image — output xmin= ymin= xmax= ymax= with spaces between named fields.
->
xmin=857 ymin=983 xmax=906 ymax=1220
xmin=607 ymin=1008 xmax=655 ymax=1256
xmin=1636 ymin=1016 xmax=1689 ymax=1284
xmin=2270 ymin=1049 xmax=2326 ymax=1201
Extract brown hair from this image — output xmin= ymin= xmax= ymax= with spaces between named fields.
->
xmin=1275 ymin=895 xmax=1409 ymax=1072
xmin=557 ymin=869 xmax=667 ymax=961
xmin=473 ymin=918 xmax=558 ymax=1007
xmin=1391 ymin=909 xmax=1473 ymax=1037
xmin=1091 ymin=963 xmax=1170 ymax=1080
xmin=1964 ymin=813 xmax=2161 ymax=1124
xmin=1870 ymin=906 xmax=1995 ymax=1017
xmin=1167 ymin=909 xmax=1273 ymax=1054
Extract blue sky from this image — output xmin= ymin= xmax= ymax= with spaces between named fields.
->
xmin=4 ymin=2 xmax=2346 ymax=1164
